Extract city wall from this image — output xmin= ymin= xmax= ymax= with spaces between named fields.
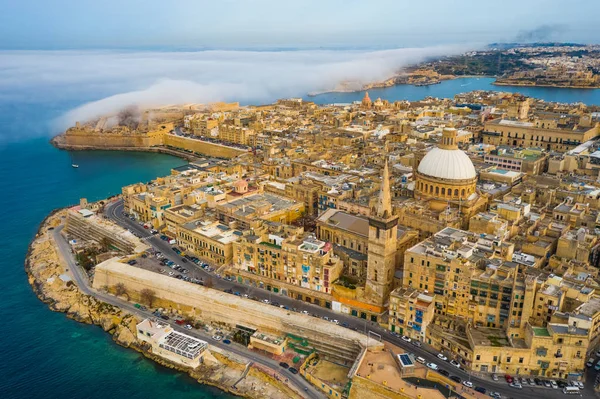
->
xmin=57 ymin=127 xmax=246 ymax=159
xmin=93 ymin=259 xmax=380 ymax=356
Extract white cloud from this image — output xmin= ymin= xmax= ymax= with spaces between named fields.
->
xmin=0 ymin=46 xmax=473 ymax=134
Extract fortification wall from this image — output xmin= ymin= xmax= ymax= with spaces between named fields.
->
xmin=93 ymin=260 xmax=380 ymax=358
xmin=163 ymin=134 xmax=246 ymax=159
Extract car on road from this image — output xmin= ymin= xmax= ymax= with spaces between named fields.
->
xmin=426 ymin=362 xmax=438 ymax=371
xmin=474 ymin=386 xmax=486 ymax=394
xmin=449 ymin=376 xmax=461 ymax=383
xmin=279 ymin=362 xmax=289 ymax=369
xmin=411 ymin=340 xmax=421 ymax=347
xmin=572 ymin=381 xmax=584 ymax=389
xmin=509 ymin=382 xmax=522 ymax=389
xmin=462 ymin=381 xmax=473 ymax=388
xmin=288 ymin=367 xmax=298 ymax=374
xmin=401 ymin=335 xmax=411 ymax=343
xmin=449 ymin=359 xmax=460 ymax=368
xmin=222 ymin=339 xmax=231 ymax=344
xmin=212 ymin=335 xmax=222 ymax=341
xmin=550 ymin=380 xmax=558 ymax=389
xmin=437 ymin=353 xmax=448 ymax=361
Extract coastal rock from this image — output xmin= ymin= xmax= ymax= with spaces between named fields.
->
xmin=26 ymin=208 xmax=305 ymax=399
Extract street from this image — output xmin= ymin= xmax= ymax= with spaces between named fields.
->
xmin=52 ymin=224 xmax=323 ymax=399
xmin=104 ymin=199 xmax=593 ymax=399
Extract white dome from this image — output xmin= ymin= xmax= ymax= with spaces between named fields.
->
xmin=418 ymin=148 xmax=476 ymax=180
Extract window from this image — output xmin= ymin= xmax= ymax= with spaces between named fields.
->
xmin=519 ymin=358 xmax=524 ymax=364
xmin=506 ymin=357 xmax=511 ymax=363
xmin=476 ymin=354 xmax=481 ymax=360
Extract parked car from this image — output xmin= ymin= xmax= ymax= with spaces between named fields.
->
xmin=509 ymin=382 xmax=522 ymax=389
xmin=491 ymin=373 xmax=499 ymax=381
xmin=212 ymin=335 xmax=222 ymax=341
xmin=184 ymin=324 xmax=192 ymax=330
xmin=534 ymin=378 xmax=542 ymax=385
xmin=543 ymin=380 xmax=552 ymax=388
xmin=401 ymin=335 xmax=411 ymax=342
xmin=411 ymin=340 xmax=422 ymax=347
xmin=438 ymin=369 xmax=449 ymax=377
xmin=504 ymin=374 xmax=513 ymax=383
xmin=415 ymin=356 xmax=426 ymax=364
xmin=437 ymin=353 xmax=448 ymax=361
xmin=450 ymin=376 xmax=461 ymax=383
xmin=279 ymin=362 xmax=289 ymax=369
xmin=474 ymin=386 xmax=486 ymax=394
xmin=550 ymin=380 xmax=558 ymax=389
xmin=222 ymin=339 xmax=231 ymax=345
xmin=586 ymin=358 xmax=595 ymax=367
xmin=426 ymin=363 xmax=439 ymax=371
xmin=527 ymin=378 xmax=535 ymax=385
xmin=489 ymin=391 xmax=501 ymax=399
xmin=449 ymin=359 xmax=460 ymax=368
xmin=288 ymin=367 xmax=298 ymax=374
xmin=462 ymin=381 xmax=473 ymax=388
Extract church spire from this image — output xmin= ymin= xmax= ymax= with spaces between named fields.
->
xmin=375 ymin=160 xmax=393 ymax=219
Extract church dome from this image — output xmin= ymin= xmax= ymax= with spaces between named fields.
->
xmin=417 ymin=147 xmax=476 ymax=180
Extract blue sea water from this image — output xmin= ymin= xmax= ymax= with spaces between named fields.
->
xmin=1 ymin=73 xmax=600 ymax=399
xmin=307 ymin=77 xmax=600 ymax=105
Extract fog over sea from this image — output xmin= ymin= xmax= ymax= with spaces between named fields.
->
xmin=2 ymin=48 xmax=600 ymax=398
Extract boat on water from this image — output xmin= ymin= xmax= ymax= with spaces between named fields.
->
xmin=72 ymin=164 xmax=79 ymax=168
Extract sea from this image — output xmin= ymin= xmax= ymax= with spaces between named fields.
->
xmin=2 ymin=74 xmax=600 ymax=399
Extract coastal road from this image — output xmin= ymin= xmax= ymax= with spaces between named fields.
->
xmin=104 ymin=199 xmax=592 ymax=399
xmin=52 ymin=225 xmax=323 ymax=399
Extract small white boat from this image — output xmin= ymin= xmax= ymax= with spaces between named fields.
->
xmin=72 ymin=164 xmax=79 ymax=168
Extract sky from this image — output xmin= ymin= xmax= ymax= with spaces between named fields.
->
xmin=1 ymin=0 xmax=600 ymax=143
xmin=0 ymin=0 xmax=599 ymax=49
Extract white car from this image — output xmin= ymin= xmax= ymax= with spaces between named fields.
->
xmin=416 ymin=356 xmax=426 ymax=364
xmin=596 ymin=350 xmax=600 ymax=357
xmin=449 ymin=359 xmax=461 ymax=368
xmin=184 ymin=324 xmax=192 ymax=330
xmin=462 ymin=381 xmax=473 ymax=388
xmin=262 ymin=299 xmax=270 ymax=304
xmin=401 ymin=335 xmax=411 ymax=342
xmin=437 ymin=353 xmax=448 ymax=361
xmin=509 ymin=382 xmax=522 ymax=389
xmin=212 ymin=335 xmax=222 ymax=341
xmin=550 ymin=380 xmax=558 ymax=389
xmin=426 ymin=362 xmax=439 ymax=370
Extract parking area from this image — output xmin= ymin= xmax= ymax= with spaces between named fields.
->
xmin=127 ymin=249 xmax=206 ymax=286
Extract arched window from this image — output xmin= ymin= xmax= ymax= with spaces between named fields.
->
xmin=461 ymin=189 xmax=465 ymax=197
xmin=435 ymin=186 xmax=439 ymax=195
xmin=454 ymin=189 xmax=459 ymax=196
xmin=441 ymin=188 xmax=446 ymax=195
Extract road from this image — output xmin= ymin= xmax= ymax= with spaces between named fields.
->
xmin=52 ymin=225 xmax=322 ymax=399
xmin=104 ymin=199 xmax=593 ymax=399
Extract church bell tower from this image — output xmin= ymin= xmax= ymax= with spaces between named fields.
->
xmin=365 ymin=160 xmax=398 ymax=307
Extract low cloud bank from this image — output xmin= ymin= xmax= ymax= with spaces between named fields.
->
xmin=0 ymin=45 xmax=473 ymax=134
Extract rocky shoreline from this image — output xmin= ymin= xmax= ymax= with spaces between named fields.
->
xmin=25 ymin=209 xmax=301 ymax=399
